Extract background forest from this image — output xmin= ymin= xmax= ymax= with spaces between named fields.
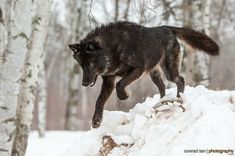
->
xmin=0 ymin=0 xmax=235 ymax=155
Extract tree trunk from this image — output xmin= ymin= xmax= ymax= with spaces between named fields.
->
xmin=192 ymin=0 xmax=211 ymax=86
xmin=183 ymin=0 xmax=211 ymax=87
xmin=65 ymin=64 xmax=80 ymax=130
xmin=64 ymin=0 xmax=89 ymax=130
xmin=0 ymin=0 xmax=33 ymax=155
xmin=11 ymin=0 xmax=52 ymax=155
xmin=37 ymin=56 xmax=47 ymax=137
xmin=0 ymin=2 xmax=6 ymax=65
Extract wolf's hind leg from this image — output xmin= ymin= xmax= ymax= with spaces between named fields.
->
xmin=116 ymin=68 xmax=144 ymax=100
xmin=173 ymin=76 xmax=185 ymax=97
xmin=150 ymin=69 xmax=165 ymax=98
xmin=164 ymin=40 xmax=185 ymax=97
xmin=164 ymin=64 xmax=185 ymax=97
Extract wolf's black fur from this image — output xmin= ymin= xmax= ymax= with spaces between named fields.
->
xmin=69 ymin=21 xmax=219 ymax=128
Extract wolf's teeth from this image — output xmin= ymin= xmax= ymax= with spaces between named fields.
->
xmin=90 ymin=82 xmax=95 ymax=87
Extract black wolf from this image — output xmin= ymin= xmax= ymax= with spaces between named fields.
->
xmin=69 ymin=21 xmax=219 ymax=128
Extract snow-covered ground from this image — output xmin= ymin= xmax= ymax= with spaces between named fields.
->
xmin=26 ymin=86 xmax=235 ymax=156
xmin=26 ymin=131 xmax=87 ymax=156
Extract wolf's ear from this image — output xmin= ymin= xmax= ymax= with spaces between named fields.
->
xmin=68 ymin=43 xmax=81 ymax=54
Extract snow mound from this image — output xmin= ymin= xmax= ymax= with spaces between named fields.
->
xmin=27 ymin=86 xmax=235 ymax=156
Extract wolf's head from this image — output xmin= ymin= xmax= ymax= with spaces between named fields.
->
xmin=69 ymin=41 xmax=111 ymax=87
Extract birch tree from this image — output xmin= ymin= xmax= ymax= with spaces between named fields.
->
xmin=0 ymin=0 xmax=33 ymax=155
xmin=193 ymin=0 xmax=211 ymax=86
xmin=37 ymin=54 xmax=47 ymax=137
xmin=0 ymin=2 xmax=6 ymax=65
xmin=64 ymin=0 xmax=80 ymax=130
xmin=0 ymin=0 xmax=51 ymax=155
xmin=65 ymin=0 xmax=89 ymax=130
xmin=11 ymin=0 xmax=52 ymax=154
xmin=183 ymin=0 xmax=212 ymax=87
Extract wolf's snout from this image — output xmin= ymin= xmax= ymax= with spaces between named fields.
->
xmin=82 ymin=81 xmax=95 ymax=87
xmin=82 ymin=82 xmax=89 ymax=87
xmin=82 ymin=79 xmax=96 ymax=87
xmin=82 ymin=74 xmax=97 ymax=87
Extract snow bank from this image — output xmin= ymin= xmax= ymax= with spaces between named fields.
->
xmin=26 ymin=86 xmax=235 ymax=156
xmin=26 ymin=131 xmax=83 ymax=156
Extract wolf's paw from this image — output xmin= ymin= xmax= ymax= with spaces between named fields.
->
xmin=92 ymin=115 xmax=102 ymax=128
xmin=116 ymin=89 xmax=129 ymax=100
xmin=116 ymin=84 xmax=129 ymax=100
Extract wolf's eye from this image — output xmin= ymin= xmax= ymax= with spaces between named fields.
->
xmin=87 ymin=43 xmax=96 ymax=51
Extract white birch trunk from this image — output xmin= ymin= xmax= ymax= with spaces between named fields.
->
xmin=64 ymin=0 xmax=80 ymax=130
xmin=65 ymin=0 xmax=89 ymax=130
xmin=0 ymin=0 xmax=12 ymax=62
xmin=12 ymin=0 xmax=52 ymax=155
xmin=192 ymin=0 xmax=211 ymax=87
xmin=65 ymin=63 xmax=80 ymax=130
xmin=184 ymin=0 xmax=211 ymax=87
xmin=0 ymin=0 xmax=33 ymax=155
xmin=37 ymin=56 xmax=47 ymax=137
xmin=203 ymin=0 xmax=212 ymax=35
xmin=0 ymin=2 xmax=6 ymax=65
xmin=181 ymin=0 xmax=192 ymax=76
xmin=79 ymin=0 xmax=91 ymax=117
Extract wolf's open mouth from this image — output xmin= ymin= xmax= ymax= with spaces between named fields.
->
xmin=89 ymin=75 xmax=98 ymax=87
xmin=89 ymin=82 xmax=95 ymax=87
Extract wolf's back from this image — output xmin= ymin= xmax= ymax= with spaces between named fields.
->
xmin=165 ymin=26 xmax=219 ymax=55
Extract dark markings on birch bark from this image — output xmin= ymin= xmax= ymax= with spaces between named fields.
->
xmin=0 ymin=8 xmax=3 ymax=23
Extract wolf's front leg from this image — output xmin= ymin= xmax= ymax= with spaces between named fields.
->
xmin=116 ymin=68 xmax=144 ymax=100
xmin=92 ymin=76 xmax=115 ymax=128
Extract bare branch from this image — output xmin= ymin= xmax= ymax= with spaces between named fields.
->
xmin=123 ymin=0 xmax=131 ymax=20
xmin=114 ymin=0 xmax=119 ymax=22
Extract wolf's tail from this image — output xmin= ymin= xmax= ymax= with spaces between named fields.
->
xmin=165 ymin=26 xmax=219 ymax=56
